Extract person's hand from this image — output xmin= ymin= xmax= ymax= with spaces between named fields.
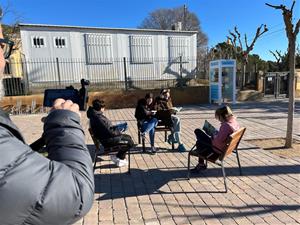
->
xmin=41 ymin=99 xmax=80 ymax=122
xmin=52 ymin=98 xmax=80 ymax=117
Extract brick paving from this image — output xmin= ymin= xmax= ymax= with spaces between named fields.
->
xmin=11 ymin=99 xmax=300 ymax=225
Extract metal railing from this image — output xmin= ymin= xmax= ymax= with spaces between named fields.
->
xmin=4 ymin=57 xmax=209 ymax=95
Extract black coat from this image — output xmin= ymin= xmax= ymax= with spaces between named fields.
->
xmin=0 ymin=109 xmax=94 ymax=225
xmin=134 ymin=98 xmax=153 ymax=127
xmin=87 ymin=107 xmax=121 ymax=142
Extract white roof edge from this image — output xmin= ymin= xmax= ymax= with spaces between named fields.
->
xmin=18 ymin=23 xmax=198 ymax=34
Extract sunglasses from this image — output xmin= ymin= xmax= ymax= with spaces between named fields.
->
xmin=0 ymin=38 xmax=14 ymax=59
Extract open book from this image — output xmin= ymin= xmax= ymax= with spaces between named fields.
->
xmin=171 ymin=107 xmax=182 ymax=113
xmin=203 ymin=120 xmax=218 ymax=136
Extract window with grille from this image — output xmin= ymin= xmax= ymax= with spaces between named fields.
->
xmin=129 ymin=35 xmax=153 ymax=64
xmin=32 ymin=37 xmax=45 ymax=48
xmin=169 ymin=36 xmax=189 ymax=62
xmin=85 ymin=34 xmax=112 ymax=64
xmin=54 ymin=37 xmax=66 ymax=48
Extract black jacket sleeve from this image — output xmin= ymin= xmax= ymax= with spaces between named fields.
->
xmin=39 ymin=109 xmax=95 ymax=224
xmin=99 ymin=113 xmax=121 ymax=137
xmin=0 ymin=109 xmax=94 ymax=225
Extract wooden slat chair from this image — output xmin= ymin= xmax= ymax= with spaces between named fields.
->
xmin=187 ymin=127 xmax=246 ymax=192
xmin=88 ymin=128 xmax=131 ymax=174
xmin=137 ymin=121 xmax=174 ymax=152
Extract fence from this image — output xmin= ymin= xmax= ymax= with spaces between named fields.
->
xmin=3 ymin=57 xmax=212 ymax=95
xmin=3 ymin=56 xmax=260 ymax=96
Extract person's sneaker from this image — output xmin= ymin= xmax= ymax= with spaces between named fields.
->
xmin=190 ymin=163 xmax=207 ymax=173
xmin=150 ymin=146 xmax=157 ymax=154
xmin=177 ymin=144 xmax=186 ymax=152
xmin=110 ymin=155 xmax=119 ymax=164
xmin=117 ymin=158 xmax=128 ymax=167
xmin=167 ymin=134 xmax=177 ymax=145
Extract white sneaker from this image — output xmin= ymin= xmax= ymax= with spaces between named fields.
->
xmin=117 ymin=158 xmax=128 ymax=167
xmin=110 ymin=155 xmax=118 ymax=164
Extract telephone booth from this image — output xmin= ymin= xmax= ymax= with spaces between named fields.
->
xmin=209 ymin=59 xmax=236 ymax=104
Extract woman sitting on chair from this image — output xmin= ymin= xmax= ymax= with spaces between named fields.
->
xmin=154 ymin=89 xmax=186 ymax=152
xmin=135 ymin=93 xmax=158 ymax=154
xmin=192 ymin=105 xmax=240 ymax=173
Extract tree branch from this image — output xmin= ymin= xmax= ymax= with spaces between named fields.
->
xmin=234 ymin=26 xmax=243 ymax=50
xmin=265 ymin=3 xmax=286 ymax=10
xmin=266 ymin=1 xmax=295 ymax=38
xmin=291 ymin=0 xmax=296 ymax=13
xmin=244 ymin=34 xmax=249 ymax=49
xmin=270 ymin=50 xmax=280 ymax=62
xmin=294 ymin=19 xmax=300 ymax=36
xmin=246 ymin=24 xmax=268 ymax=53
xmin=228 ymin=32 xmax=235 ymax=45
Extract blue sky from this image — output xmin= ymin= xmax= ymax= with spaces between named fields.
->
xmin=1 ymin=0 xmax=299 ymax=60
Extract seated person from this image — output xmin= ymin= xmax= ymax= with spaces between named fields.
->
xmin=87 ymin=99 xmax=134 ymax=167
xmin=134 ymin=93 xmax=158 ymax=154
xmin=192 ymin=105 xmax=240 ymax=172
xmin=154 ymin=89 xmax=186 ymax=152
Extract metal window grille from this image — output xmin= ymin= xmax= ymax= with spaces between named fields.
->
xmin=32 ymin=37 xmax=45 ymax=48
xmin=169 ymin=36 xmax=189 ymax=62
xmin=54 ymin=37 xmax=66 ymax=48
xmin=129 ymin=35 xmax=153 ymax=64
xmin=85 ymin=34 xmax=112 ymax=64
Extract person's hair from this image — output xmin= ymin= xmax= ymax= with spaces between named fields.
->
xmin=215 ymin=105 xmax=233 ymax=121
xmin=145 ymin=93 xmax=153 ymax=99
xmin=92 ymin=99 xmax=105 ymax=111
xmin=137 ymin=98 xmax=147 ymax=106
xmin=160 ymin=88 xmax=170 ymax=95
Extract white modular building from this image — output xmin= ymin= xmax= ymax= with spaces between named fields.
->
xmin=19 ymin=23 xmax=197 ymax=85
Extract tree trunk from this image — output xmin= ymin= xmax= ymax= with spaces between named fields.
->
xmin=285 ymin=39 xmax=296 ymax=148
xmin=241 ymin=64 xmax=246 ymax=90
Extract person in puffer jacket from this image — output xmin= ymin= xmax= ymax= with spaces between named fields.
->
xmin=0 ymin=23 xmax=94 ymax=225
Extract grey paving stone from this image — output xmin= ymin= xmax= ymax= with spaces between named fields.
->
xmin=10 ymin=100 xmax=300 ymax=225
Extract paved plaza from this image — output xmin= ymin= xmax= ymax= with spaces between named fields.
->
xmin=11 ymin=99 xmax=300 ymax=225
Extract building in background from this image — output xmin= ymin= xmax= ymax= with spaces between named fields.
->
xmin=19 ymin=23 xmax=197 ymax=88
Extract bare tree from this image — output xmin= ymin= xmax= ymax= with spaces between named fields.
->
xmin=266 ymin=1 xmax=300 ymax=148
xmin=269 ymin=50 xmax=288 ymax=71
xmin=227 ymin=25 xmax=268 ymax=89
xmin=139 ymin=5 xmax=208 ymax=49
xmin=1 ymin=0 xmax=23 ymax=50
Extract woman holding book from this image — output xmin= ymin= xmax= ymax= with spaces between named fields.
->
xmin=192 ymin=105 xmax=240 ymax=172
xmin=154 ymin=89 xmax=186 ymax=152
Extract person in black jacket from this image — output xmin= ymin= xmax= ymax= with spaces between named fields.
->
xmin=134 ymin=93 xmax=158 ymax=153
xmin=87 ymin=99 xmax=134 ymax=167
xmin=0 ymin=22 xmax=94 ymax=225
xmin=154 ymin=89 xmax=186 ymax=152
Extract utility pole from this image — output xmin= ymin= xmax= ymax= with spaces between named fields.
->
xmin=183 ymin=5 xmax=187 ymax=31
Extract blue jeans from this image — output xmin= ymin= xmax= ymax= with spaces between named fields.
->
xmin=141 ymin=118 xmax=158 ymax=147
xmin=113 ymin=122 xmax=128 ymax=133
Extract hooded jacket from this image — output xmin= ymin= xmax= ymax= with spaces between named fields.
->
xmin=0 ymin=109 xmax=94 ymax=225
